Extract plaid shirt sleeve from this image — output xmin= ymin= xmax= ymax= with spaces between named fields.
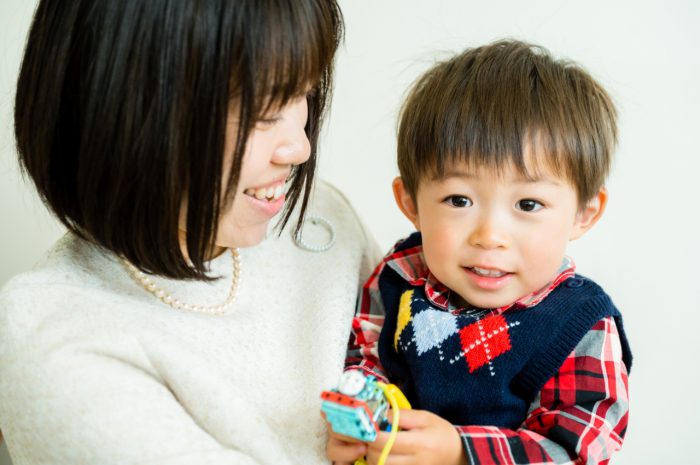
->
xmin=344 ymin=258 xmax=391 ymax=382
xmin=457 ymin=317 xmax=630 ymax=465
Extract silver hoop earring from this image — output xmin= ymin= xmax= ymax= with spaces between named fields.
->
xmin=292 ymin=214 xmax=336 ymax=252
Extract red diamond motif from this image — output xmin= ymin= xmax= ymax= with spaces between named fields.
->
xmin=459 ymin=314 xmax=512 ymax=373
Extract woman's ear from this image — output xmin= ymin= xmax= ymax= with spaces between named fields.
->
xmin=570 ymin=187 xmax=608 ymax=240
xmin=392 ymin=177 xmax=420 ymax=230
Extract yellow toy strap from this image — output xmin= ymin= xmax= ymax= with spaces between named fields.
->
xmin=354 ymin=383 xmax=411 ymax=465
xmin=380 ymin=383 xmax=411 ymax=410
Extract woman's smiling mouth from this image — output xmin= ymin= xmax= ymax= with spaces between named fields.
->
xmin=240 ymin=177 xmax=289 ymax=218
xmin=243 ymin=181 xmax=285 ymax=201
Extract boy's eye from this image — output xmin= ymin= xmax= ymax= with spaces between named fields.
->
xmin=516 ymin=199 xmax=544 ymax=212
xmin=444 ymin=195 xmax=473 ymax=208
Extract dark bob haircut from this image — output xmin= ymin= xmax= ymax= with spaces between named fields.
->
xmin=15 ymin=0 xmax=343 ymax=280
xmin=398 ymin=39 xmax=618 ymax=209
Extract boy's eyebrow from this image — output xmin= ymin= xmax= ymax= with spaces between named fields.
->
xmin=440 ymin=168 xmax=564 ymax=186
xmin=440 ymin=168 xmax=477 ymax=179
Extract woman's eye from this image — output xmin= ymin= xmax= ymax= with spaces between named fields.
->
xmin=444 ymin=195 xmax=473 ymax=208
xmin=516 ymin=199 xmax=544 ymax=212
xmin=256 ymin=116 xmax=280 ymax=127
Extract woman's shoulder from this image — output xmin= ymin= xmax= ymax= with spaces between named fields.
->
xmin=0 ymin=234 xmax=126 ymax=342
xmin=247 ymin=180 xmax=381 ymax=291
xmin=312 ymin=180 xmax=364 ymax=227
xmin=2 ymin=233 xmax=119 ymax=294
xmin=309 ymin=180 xmax=379 ymax=255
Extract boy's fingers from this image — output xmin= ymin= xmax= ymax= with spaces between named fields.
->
xmin=384 ymin=408 xmax=429 ymax=430
xmin=369 ymin=430 xmax=415 ymax=455
xmin=327 ymin=436 xmax=367 ymax=461
xmin=366 ymin=440 xmax=413 ymax=464
xmin=328 ymin=429 xmax=364 ymax=444
xmin=394 ymin=409 xmax=432 ymax=429
xmin=369 ymin=409 xmax=441 ymax=455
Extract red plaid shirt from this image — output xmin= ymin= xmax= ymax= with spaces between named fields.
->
xmin=346 ymin=244 xmax=629 ymax=465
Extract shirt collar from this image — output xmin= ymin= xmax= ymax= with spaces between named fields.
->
xmin=386 ymin=245 xmax=575 ymax=314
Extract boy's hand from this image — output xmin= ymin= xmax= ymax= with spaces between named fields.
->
xmin=366 ymin=409 xmax=468 ymax=465
xmin=325 ymin=426 xmax=368 ymax=464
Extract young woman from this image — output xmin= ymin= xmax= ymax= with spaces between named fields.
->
xmin=0 ymin=1 xmax=379 ymax=464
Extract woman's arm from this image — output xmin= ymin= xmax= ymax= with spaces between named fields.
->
xmin=344 ymin=257 xmax=392 ymax=382
xmin=0 ymin=293 xmax=278 ymax=465
xmin=0 ymin=341 xmax=279 ymax=465
xmin=321 ymin=181 xmax=387 ymax=379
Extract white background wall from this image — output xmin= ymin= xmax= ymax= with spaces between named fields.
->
xmin=1 ymin=1 xmax=698 ymax=464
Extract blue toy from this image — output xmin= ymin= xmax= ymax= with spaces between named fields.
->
xmin=321 ymin=370 xmax=411 ymax=465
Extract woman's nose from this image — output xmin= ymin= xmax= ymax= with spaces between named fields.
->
xmin=272 ymin=99 xmax=311 ymax=166
xmin=468 ymin=214 xmax=510 ymax=249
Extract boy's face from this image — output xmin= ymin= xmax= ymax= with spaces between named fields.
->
xmin=393 ymin=156 xmax=606 ymax=309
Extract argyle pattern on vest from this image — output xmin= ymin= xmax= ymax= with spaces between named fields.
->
xmin=376 ymin=235 xmax=632 ymax=429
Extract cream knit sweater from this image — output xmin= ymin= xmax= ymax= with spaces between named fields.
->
xmin=0 ymin=181 xmax=380 ymax=465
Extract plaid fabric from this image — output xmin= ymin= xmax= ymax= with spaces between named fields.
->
xmin=346 ymin=242 xmax=629 ymax=464
xmin=457 ymin=318 xmax=629 ymax=464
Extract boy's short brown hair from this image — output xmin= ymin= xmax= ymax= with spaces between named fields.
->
xmin=397 ymin=39 xmax=617 ymax=208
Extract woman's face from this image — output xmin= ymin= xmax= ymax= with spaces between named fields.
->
xmin=215 ymin=95 xmax=311 ymax=249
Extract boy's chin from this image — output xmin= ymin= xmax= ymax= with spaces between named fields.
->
xmin=456 ymin=292 xmax=516 ymax=310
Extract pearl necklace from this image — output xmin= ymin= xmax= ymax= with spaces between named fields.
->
xmin=123 ymin=248 xmax=241 ymax=315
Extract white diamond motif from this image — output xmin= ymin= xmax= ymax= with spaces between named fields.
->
xmin=412 ymin=309 xmax=459 ymax=355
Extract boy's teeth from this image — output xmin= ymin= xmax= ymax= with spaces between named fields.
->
xmin=255 ymin=188 xmax=267 ymax=200
xmin=471 ymin=267 xmax=507 ymax=278
xmin=274 ymin=185 xmax=283 ymax=199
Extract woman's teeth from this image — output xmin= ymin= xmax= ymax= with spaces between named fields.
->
xmin=469 ymin=267 xmax=508 ymax=278
xmin=245 ymin=184 xmax=284 ymax=201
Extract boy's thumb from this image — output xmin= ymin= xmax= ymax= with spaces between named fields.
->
xmin=392 ymin=409 xmax=427 ymax=430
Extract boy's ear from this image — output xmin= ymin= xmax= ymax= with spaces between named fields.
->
xmin=392 ymin=177 xmax=420 ymax=230
xmin=570 ymin=187 xmax=608 ymax=240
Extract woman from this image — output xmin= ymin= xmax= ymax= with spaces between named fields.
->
xmin=0 ymin=1 xmax=379 ymax=464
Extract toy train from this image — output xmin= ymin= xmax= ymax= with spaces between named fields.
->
xmin=321 ymin=370 xmax=411 ymax=442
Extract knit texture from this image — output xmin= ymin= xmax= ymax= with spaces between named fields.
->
xmin=0 ymin=181 xmax=380 ymax=465
xmin=377 ymin=233 xmax=632 ymax=429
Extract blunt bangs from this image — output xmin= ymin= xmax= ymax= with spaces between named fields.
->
xmin=397 ymin=40 xmax=617 ymax=206
xmin=225 ymin=0 xmax=343 ymax=236
xmin=15 ymin=0 xmax=343 ymax=280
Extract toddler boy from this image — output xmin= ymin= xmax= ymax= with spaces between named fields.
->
xmin=327 ymin=40 xmax=632 ymax=465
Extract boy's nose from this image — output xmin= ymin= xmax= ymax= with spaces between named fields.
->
xmin=468 ymin=216 xmax=510 ymax=249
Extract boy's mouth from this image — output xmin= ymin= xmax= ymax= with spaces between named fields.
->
xmin=466 ymin=266 xmax=510 ymax=278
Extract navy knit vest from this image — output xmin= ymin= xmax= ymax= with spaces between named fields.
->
xmin=377 ymin=232 xmax=632 ymax=429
